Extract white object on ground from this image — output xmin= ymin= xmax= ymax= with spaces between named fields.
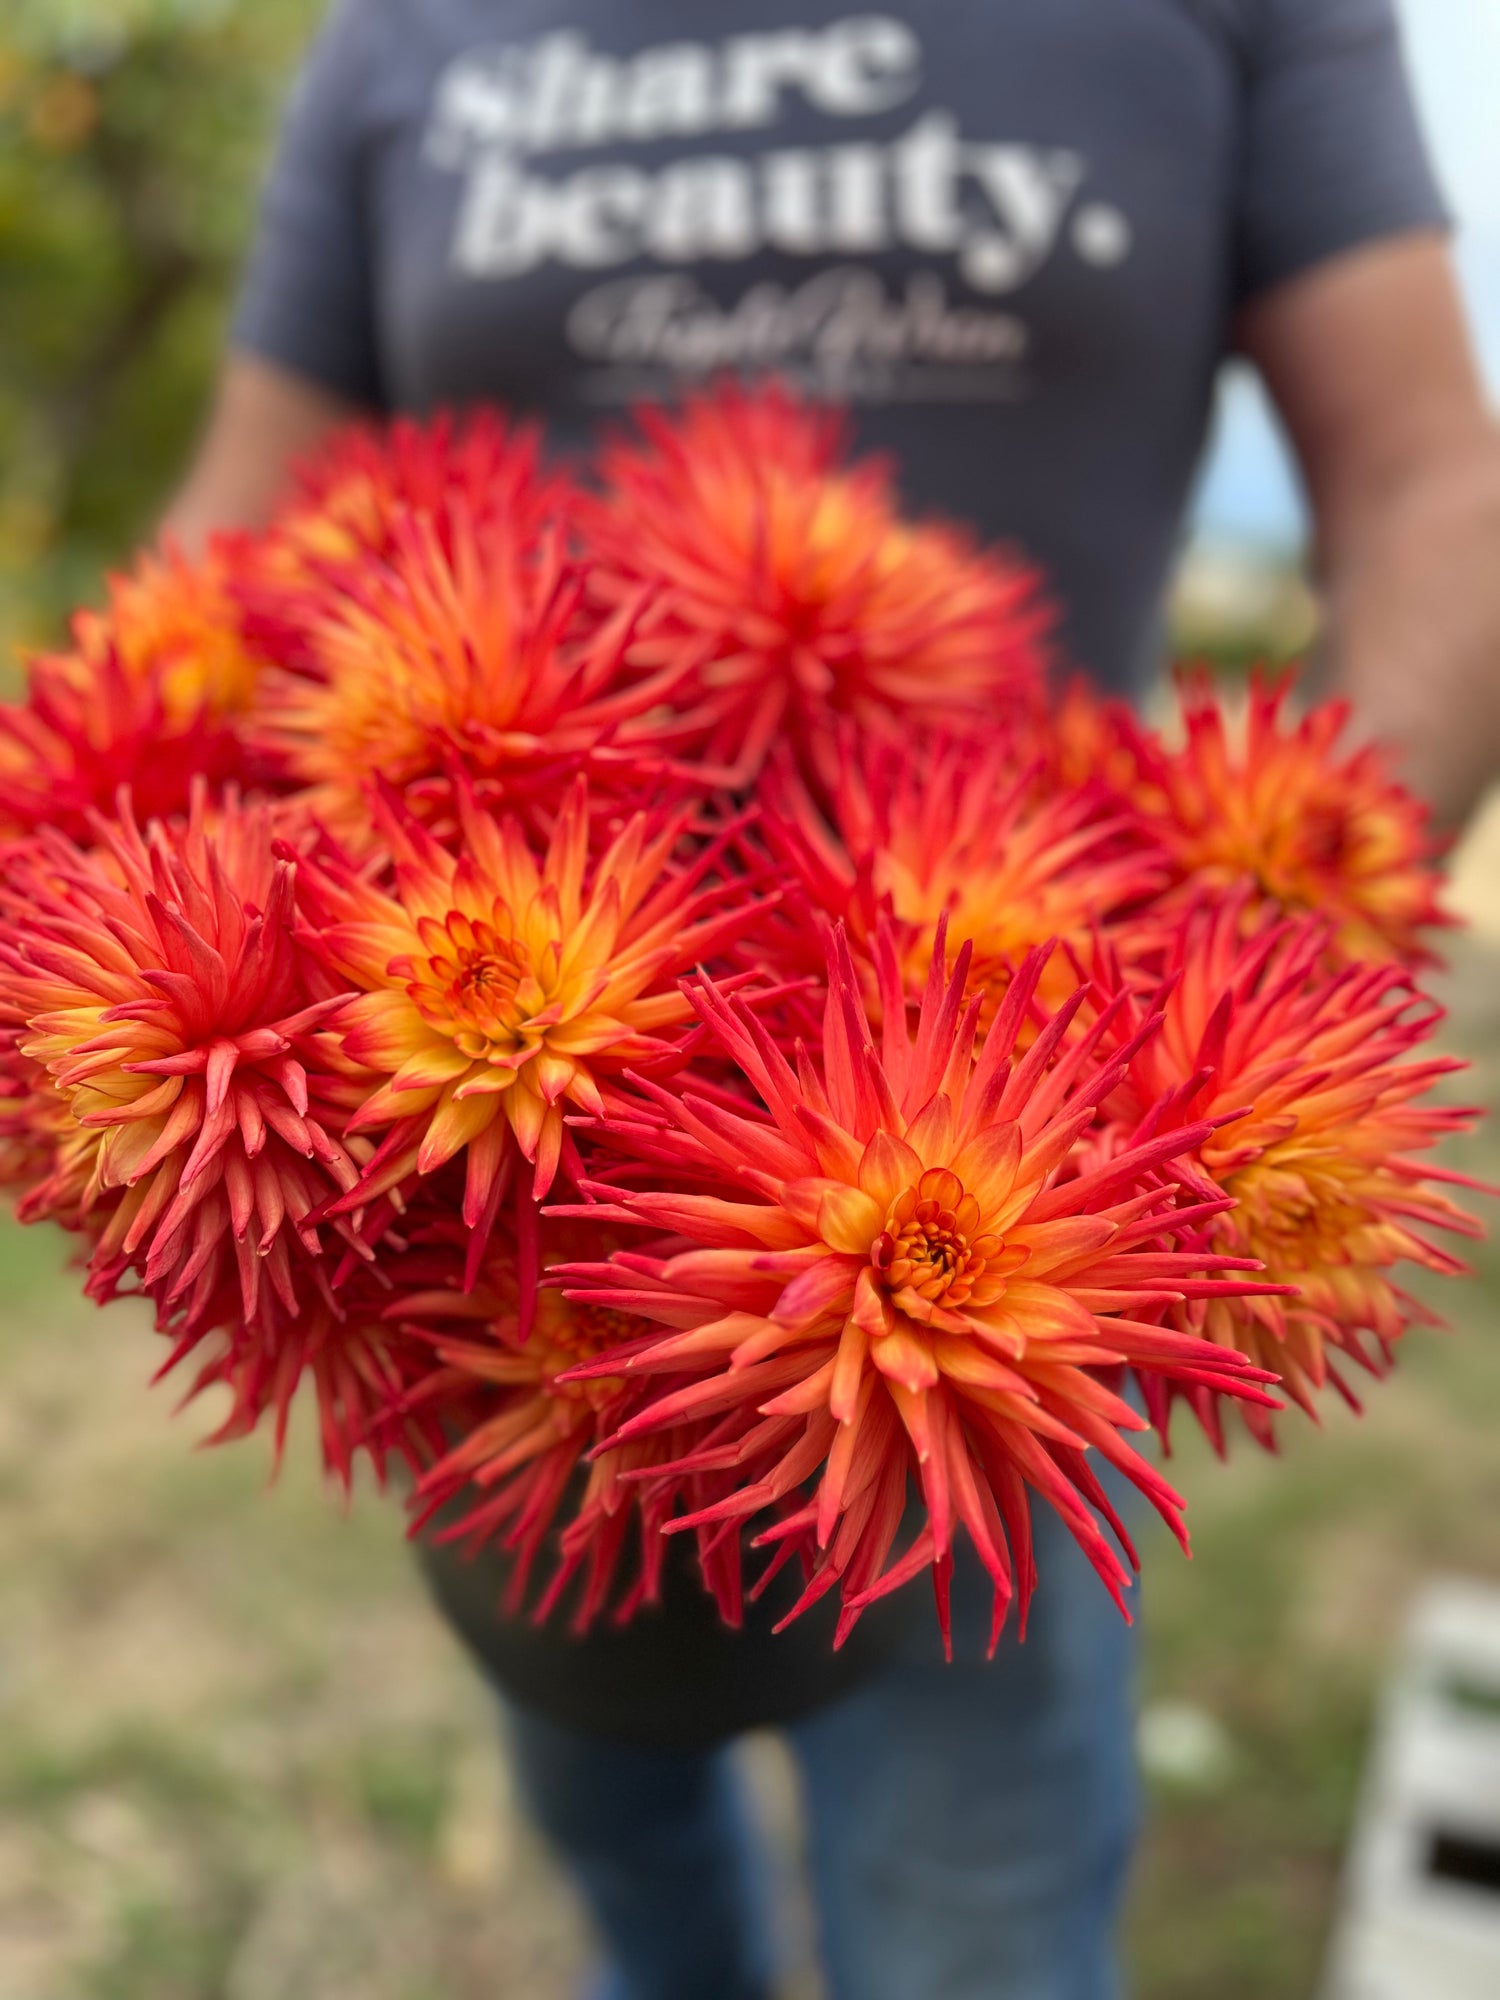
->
xmin=1323 ymin=1578 xmax=1500 ymax=2000
xmin=1137 ymin=1699 xmax=1236 ymax=1792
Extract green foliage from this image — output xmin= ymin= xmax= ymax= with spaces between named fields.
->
xmin=0 ymin=0 xmax=320 ymax=677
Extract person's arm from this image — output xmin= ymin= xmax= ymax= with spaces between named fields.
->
xmin=162 ymin=352 xmax=360 ymax=553
xmin=1225 ymin=0 xmax=1496 ymax=825
xmin=164 ymin=0 xmax=383 ymax=550
xmin=1241 ymin=232 xmax=1500 ymax=829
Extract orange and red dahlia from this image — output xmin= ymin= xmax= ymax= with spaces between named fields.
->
xmin=587 ymin=383 xmax=1050 ymax=781
xmin=1127 ymin=669 xmax=1447 ymax=965
xmin=246 ymin=499 xmax=700 ymax=845
xmin=299 ymin=776 xmax=756 ymax=1272
xmin=1101 ymin=898 xmax=1482 ymax=1448
xmin=556 ymin=925 xmax=1279 ymax=1650
xmin=236 ymin=410 xmax=560 ymax=675
xmin=261 ymin=408 xmax=558 ymax=579
xmin=0 ymin=792 xmax=451 ymax=1480
xmin=0 ymin=541 xmax=261 ymax=841
xmin=0 ymin=794 xmax=360 ymax=1328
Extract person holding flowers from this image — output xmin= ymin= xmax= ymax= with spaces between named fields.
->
xmin=15 ymin=3 xmax=1493 ymax=1998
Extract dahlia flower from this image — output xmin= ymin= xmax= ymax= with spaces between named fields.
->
xmin=247 ymin=498 xmax=701 ymax=844
xmin=1101 ymin=897 xmax=1482 ymax=1449
xmin=299 ymin=777 xmax=757 ymax=1279
xmin=235 ymin=408 xmax=568 ymax=686
xmin=0 ymin=793 xmax=361 ymax=1331
xmin=556 ymin=924 xmax=1279 ymax=1650
xmin=1128 ymin=669 xmax=1446 ymax=964
xmin=587 ymin=384 xmax=1050 ymax=781
xmin=760 ymin=721 xmax=1159 ymax=1013
xmin=263 ymin=408 xmax=557 ymax=576
xmin=0 ymin=542 xmax=259 ymax=841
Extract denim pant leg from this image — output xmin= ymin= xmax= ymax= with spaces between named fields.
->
xmin=788 ymin=1506 xmax=1141 ymax=2000
xmin=501 ymin=1702 xmax=777 ymax=2000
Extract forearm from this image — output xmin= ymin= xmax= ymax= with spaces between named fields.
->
xmin=1238 ymin=236 xmax=1500 ymax=831
xmin=161 ymin=353 xmax=359 ymax=555
xmin=1318 ymin=425 xmax=1500 ymax=831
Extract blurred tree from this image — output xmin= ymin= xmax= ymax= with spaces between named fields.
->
xmin=0 ymin=0 xmax=320 ymax=678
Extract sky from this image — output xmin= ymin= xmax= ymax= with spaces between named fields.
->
xmin=1189 ymin=0 xmax=1500 ymax=553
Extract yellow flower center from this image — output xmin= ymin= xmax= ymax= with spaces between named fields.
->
xmin=533 ymin=1297 xmax=648 ymax=1411
xmin=871 ymin=1166 xmax=1003 ymax=1309
xmin=1221 ymin=1143 xmax=1371 ymax=1275
xmin=406 ymin=912 xmax=540 ymax=1058
xmin=452 ymin=946 xmax=523 ymax=1020
xmin=561 ymin=1301 xmax=648 ymax=1360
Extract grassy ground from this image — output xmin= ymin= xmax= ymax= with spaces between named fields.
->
xmin=3 ymin=943 xmax=1499 ymax=2000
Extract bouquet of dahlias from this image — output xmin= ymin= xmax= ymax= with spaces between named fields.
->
xmin=0 ymin=384 xmax=1482 ymax=1655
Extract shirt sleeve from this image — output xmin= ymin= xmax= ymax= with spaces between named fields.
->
xmin=230 ymin=0 xmax=386 ymax=407
xmin=1234 ymin=0 xmax=1450 ymax=306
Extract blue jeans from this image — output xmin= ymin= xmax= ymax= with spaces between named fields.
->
xmin=504 ymin=1503 xmax=1139 ymax=2000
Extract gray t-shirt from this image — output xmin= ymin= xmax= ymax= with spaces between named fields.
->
xmin=232 ymin=0 xmax=1446 ymax=1740
xmin=234 ymin=0 xmax=1446 ymax=693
